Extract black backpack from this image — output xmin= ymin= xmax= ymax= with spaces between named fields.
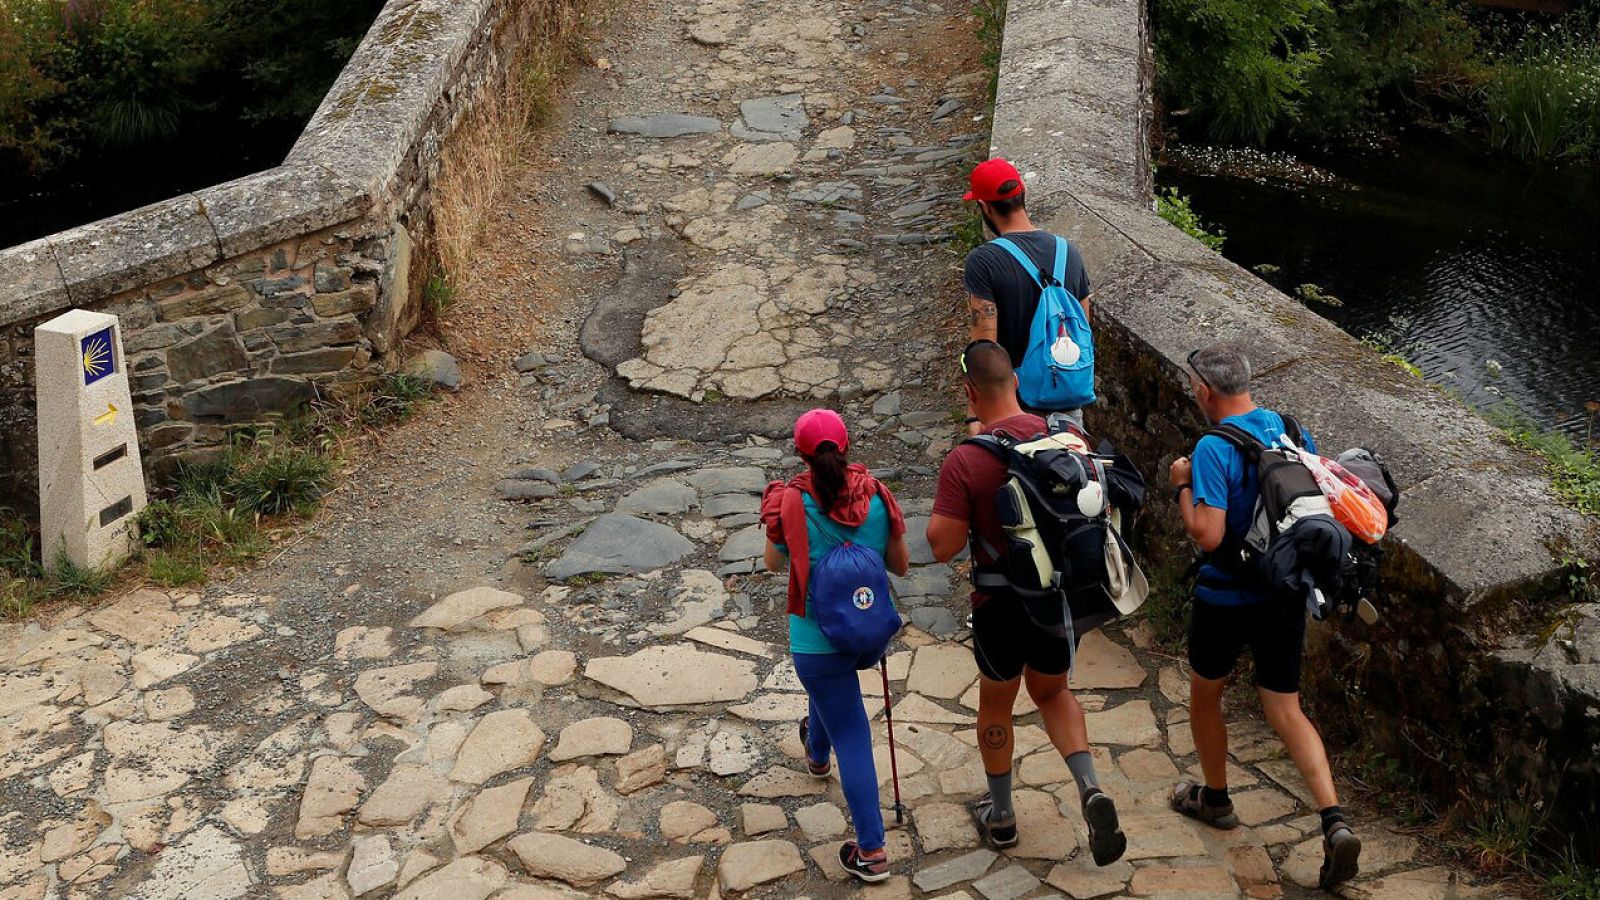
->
xmin=1203 ymin=417 xmax=1400 ymax=621
xmin=963 ymin=419 xmax=1147 ymax=643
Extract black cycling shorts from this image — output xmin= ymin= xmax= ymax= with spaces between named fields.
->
xmin=1187 ymin=597 xmax=1308 ymax=694
xmin=971 ymin=596 xmax=1078 ymax=682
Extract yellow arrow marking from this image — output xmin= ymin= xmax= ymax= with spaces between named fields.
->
xmin=93 ymin=404 xmax=118 ymax=427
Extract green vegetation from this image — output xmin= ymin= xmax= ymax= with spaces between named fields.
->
xmin=1153 ymin=0 xmax=1600 ymax=161
xmin=1545 ymin=848 xmax=1600 ymax=900
xmin=1155 ymin=187 xmax=1226 ymax=250
xmin=359 ymin=373 xmax=435 ymax=430
xmin=424 ymin=273 xmax=457 ymax=316
xmin=1485 ymin=404 xmax=1600 ymax=516
xmin=972 ymin=0 xmax=1007 ymax=99
xmin=1 ymin=512 xmax=117 ymax=618
xmin=1359 ymin=317 xmax=1425 ymax=379
xmin=1 ymin=372 xmax=436 ymax=620
xmin=1152 ymin=0 xmax=1325 ymax=144
xmin=1484 ymin=31 xmax=1600 ymax=160
xmin=0 ymin=0 xmax=384 ymax=177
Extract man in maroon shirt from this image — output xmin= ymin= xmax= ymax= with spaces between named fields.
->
xmin=927 ymin=340 xmax=1126 ymax=865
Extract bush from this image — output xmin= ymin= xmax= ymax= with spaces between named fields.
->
xmin=1484 ymin=31 xmax=1600 ymax=160
xmin=1156 ymin=187 xmax=1226 ymax=250
xmin=1294 ymin=0 xmax=1479 ymax=138
xmin=1153 ymin=0 xmax=1327 ymax=143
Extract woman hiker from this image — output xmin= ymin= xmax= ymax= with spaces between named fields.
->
xmin=761 ymin=409 xmax=910 ymax=884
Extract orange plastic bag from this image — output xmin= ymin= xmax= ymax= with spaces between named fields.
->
xmin=1293 ymin=448 xmax=1389 ymax=544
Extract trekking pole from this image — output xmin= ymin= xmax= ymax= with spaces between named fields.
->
xmin=880 ymin=657 xmax=905 ymax=825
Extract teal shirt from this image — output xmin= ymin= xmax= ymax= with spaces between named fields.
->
xmin=780 ymin=494 xmax=893 ymax=654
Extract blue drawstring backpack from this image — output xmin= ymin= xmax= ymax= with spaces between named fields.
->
xmin=991 ymin=235 xmax=1095 ymax=410
xmin=809 ymin=539 xmax=900 ymax=669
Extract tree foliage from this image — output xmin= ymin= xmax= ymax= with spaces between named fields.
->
xmin=0 ymin=0 xmax=383 ymax=176
xmin=1153 ymin=0 xmax=1327 ymax=144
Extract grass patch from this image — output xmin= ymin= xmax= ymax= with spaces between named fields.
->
xmin=1484 ymin=404 xmax=1600 ymax=516
xmin=432 ymin=0 xmax=588 ymax=291
xmin=566 ymin=572 xmax=609 ymax=587
xmin=143 ymin=549 xmax=207 ymax=587
xmin=1156 ymin=187 xmax=1226 ymax=251
xmin=1544 ymin=847 xmax=1600 ymax=900
xmin=952 ymin=206 xmax=986 ymax=256
xmin=1484 ymin=31 xmax=1600 ymax=162
xmin=972 ymin=0 xmax=1007 ymax=100
xmin=358 ymin=373 xmax=435 ymax=429
xmin=423 ymin=272 xmax=457 ymax=316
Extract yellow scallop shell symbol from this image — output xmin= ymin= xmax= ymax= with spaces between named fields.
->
xmin=82 ymin=335 xmax=112 ymax=380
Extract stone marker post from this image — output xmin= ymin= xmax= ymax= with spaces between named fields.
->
xmin=35 ymin=309 xmax=147 ymax=574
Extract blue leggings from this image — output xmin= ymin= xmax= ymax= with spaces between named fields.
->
xmin=794 ymin=651 xmax=885 ymax=851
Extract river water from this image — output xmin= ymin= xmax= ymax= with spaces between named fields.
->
xmin=1161 ymin=134 xmax=1600 ymax=439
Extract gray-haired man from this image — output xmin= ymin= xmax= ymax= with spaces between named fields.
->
xmin=1166 ymin=343 xmax=1362 ymax=892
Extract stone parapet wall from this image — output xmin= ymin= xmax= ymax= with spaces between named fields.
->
xmin=0 ymin=0 xmax=550 ymax=506
xmin=993 ymin=0 xmax=1600 ymax=848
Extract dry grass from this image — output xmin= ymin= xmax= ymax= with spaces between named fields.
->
xmin=431 ymin=0 xmax=588 ymax=293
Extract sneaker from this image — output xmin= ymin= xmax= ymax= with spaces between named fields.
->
xmin=798 ymin=716 xmax=830 ymax=777
xmin=1319 ymin=823 xmax=1361 ymax=891
xmin=839 ymin=841 xmax=891 ymax=883
xmin=1082 ymin=788 xmax=1127 ymax=866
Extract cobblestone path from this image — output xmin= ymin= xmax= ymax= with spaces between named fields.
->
xmin=0 ymin=0 xmax=1505 ymax=897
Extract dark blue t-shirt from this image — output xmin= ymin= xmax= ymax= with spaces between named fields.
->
xmin=1190 ymin=408 xmax=1316 ymax=606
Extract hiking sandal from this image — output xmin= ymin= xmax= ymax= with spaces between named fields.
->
xmin=1169 ymin=780 xmax=1240 ymax=830
xmin=798 ymin=716 xmax=830 ymax=778
xmin=1319 ymin=823 xmax=1362 ymax=891
xmin=970 ymin=793 xmax=1019 ymax=849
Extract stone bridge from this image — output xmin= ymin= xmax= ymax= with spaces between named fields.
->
xmin=0 ymin=0 xmax=1595 ymax=897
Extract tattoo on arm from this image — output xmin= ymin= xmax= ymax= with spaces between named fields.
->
xmin=969 ymin=299 xmax=998 ymax=325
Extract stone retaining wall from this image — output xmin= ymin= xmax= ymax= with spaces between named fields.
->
xmin=993 ymin=0 xmax=1600 ymax=851
xmin=0 ymin=0 xmax=555 ymax=506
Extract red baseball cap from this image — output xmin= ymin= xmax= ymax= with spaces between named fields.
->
xmin=794 ymin=409 xmax=849 ymax=457
xmin=964 ymin=158 xmax=1026 ymax=202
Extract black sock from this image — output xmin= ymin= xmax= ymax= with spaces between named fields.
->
xmin=1200 ymin=785 xmax=1230 ymax=808
xmin=1320 ymin=805 xmax=1347 ymax=835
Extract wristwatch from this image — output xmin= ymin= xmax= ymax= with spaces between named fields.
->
xmin=1173 ymin=484 xmax=1192 ymax=504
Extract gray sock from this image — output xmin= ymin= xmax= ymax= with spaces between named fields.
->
xmin=985 ymin=770 xmax=1015 ymax=821
xmin=1066 ymin=750 xmax=1101 ymax=797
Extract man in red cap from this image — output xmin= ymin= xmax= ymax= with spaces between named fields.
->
xmin=962 ymin=158 xmax=1095 ymax=434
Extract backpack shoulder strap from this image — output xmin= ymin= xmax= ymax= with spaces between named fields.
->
xmin=1279 ymin=414 xmax=1304 ymax=449
xmin=1050 ymin=236 xmax=1069 ymax=288
xmin=989 ymin=237 xmax=1045 ymax=289
xmin=1205 ymin=423 xmax=1268 ymax=463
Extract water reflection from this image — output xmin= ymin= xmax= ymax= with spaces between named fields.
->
xmin=1162 ymin=135 xmax=1600 ymax=438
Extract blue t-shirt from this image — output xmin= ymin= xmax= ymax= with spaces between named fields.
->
xmin=1190 ymin=408 xmax=1316 ymax=606
xmin=779 ymin=494 xmax=893 ymax=654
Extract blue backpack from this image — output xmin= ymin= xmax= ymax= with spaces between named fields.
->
xmin=991 ymin=236 xmax=1095 ymax=410
xmin=809 ymin=539 xmax=900 ymax=669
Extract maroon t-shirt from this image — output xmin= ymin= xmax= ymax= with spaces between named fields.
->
xmin=932 ymin=413 xmax=1048 ymax=605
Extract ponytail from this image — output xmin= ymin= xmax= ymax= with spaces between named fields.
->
xmin=807 ymin=442 xmax=849 ymax=512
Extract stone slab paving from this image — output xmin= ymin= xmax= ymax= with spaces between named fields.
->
xmin=0 ymin=0 xmax=1513 ymax=897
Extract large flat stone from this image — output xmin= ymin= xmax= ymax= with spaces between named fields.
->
xmin=451 ymin=709 xmax=546 ymax=783
xmin=508 ymin=832 xmax=627 ymax=887
xmin=547 ymin=514 xmax=695 ymax=580
xmin=912 ymin=849 xmax=998 ymax=892
xmin=609 ymin=114 xmax=723 ymax=138
xmin=449 ymin=778 xmax=533 ymax=855
xmin=128 ymin=824 xmax=251 ymax=899
xmin=716 ymin=840 xmax=804 ymax=892
xmin=410 ymin=587 xmax=523 ymax=630
xmin=585 ymin=645 xmax=757 ymax=707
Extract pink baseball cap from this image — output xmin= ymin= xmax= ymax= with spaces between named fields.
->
xmin=794 ymin=409 xmax=850 ymax=456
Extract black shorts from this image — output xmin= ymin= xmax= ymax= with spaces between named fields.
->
xmin=971 ymin=596 xmax=1079 ymax=682
xmin=1187 ymin=597 xmax=1308 ymax=694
